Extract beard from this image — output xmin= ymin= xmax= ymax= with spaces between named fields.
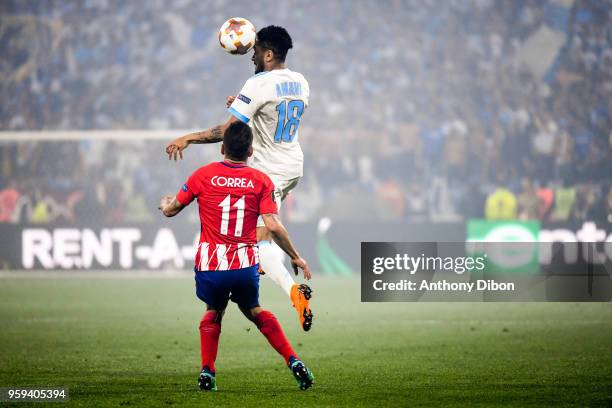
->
xmin=254 ymin=56 xmax=264 ymax=74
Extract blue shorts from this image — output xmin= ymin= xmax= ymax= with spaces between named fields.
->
xmin=194 ymin=264 xmax=260 ymax=310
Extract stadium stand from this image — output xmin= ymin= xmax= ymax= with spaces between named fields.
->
xmin=1 ymin=0 xmax=610 ymax=223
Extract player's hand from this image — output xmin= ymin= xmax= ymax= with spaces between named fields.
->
xmin=158 ymin=195 xmax=174 ymax=211
xmin=226 ymin=95 xmax=236 ymax=108
xmin=166 ymin=137 xmax=188 ymax=161
xmin=291 ymin=257 xmax=312 ymax=280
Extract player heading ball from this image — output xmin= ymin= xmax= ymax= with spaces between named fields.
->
xmin=165 ymin=25 xmax=313 ymax=332
xmin=159 ymin=121 xmax=314 ymax=391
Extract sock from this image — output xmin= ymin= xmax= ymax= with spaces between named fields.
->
xmin=254 ymin=310 xmax=298 ymax=365
xmin=258 ymin=240 xmax=295 ymax=297
xmin=199 ymin=311 xmax=221 ymax=373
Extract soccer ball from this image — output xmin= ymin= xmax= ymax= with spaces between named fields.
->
xmin=218 ymin=17 xmax=256 ymax=55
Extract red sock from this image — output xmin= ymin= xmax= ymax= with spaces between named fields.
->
xmin=199 ymin=311 xmax=221 ymax=372
xmin=254 ymin=310 xmax=298 ymax=365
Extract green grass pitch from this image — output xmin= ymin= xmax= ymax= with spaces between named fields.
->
xmin=1 ymin=276 xmax=611 ymax=407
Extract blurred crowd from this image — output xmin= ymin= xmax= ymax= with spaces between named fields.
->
xmin=0 ymin=138 xmax=207 ymax=224
xmin=0 ymin=0 xmax=611 ymax=224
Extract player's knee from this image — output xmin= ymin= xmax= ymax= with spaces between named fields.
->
xmin=250 ymin=306 xmax=263 ymax=318
xmin=237 ymin=305 xmax=259 ymax=322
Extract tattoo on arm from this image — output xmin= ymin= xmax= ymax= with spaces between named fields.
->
xmin=210 ymin=126 xmax=223 ymax=142
xmin=189 ymin=126 xmax=223 ymax=144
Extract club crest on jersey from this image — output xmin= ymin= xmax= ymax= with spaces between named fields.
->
xmin=182 ymin=184 xmax=188 ymax=192
xmin=237 ymin=93 xmax=251 ymax=104
xmin=211 ymin=176 xmax=255 ymax=189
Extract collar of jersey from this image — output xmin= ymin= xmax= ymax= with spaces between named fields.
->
xmin=220 ymin=160 xmax=247 ymax=168
xmin=251 ymin=68 xmax=288 ymax=78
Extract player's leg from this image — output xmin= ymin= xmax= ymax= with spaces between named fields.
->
xmin=194 ymin=270 xmax=231 ymax=391
xmin=257 ymin=177 xmax=313 ymax=331
xmin=239 ymin=304 xmax=296 ymax=363
xmin=198 ymin=305 xmax=224 ymax=391
xmin=238 ymin=304 xmax=314 ymax=390
xmin=232 ymin=264 xmax=314 ymax=390
xmin=257 ymin=227 xmax=295 ymax=296
xmin=258 ymin=227 xmax=313 ymax=331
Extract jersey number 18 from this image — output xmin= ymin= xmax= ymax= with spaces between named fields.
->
xmin=274 ymin=100 xmax=305 ymax=143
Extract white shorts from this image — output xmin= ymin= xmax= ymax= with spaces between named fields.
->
xmin=257 ymin=176 xmax=300 ymax=228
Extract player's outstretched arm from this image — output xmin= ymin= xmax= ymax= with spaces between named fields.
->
xmin=261 ymin=213 xmax=312 ymax=280
xmin=165 ymin=115 xmax=239 ymax=161
xmin=158 ymin=195 xmax=185 ymax=217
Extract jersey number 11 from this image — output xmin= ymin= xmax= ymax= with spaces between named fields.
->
xmin=219 ymin=194 xmax=245 ymax=237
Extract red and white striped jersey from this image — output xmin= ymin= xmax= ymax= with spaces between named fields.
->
xmin=176 ymin=161 xmax=278 ymax=271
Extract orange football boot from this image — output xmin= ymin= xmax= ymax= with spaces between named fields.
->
xmin=290 ymin=284 xmax=313 ymax=331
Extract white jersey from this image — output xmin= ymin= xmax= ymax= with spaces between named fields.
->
xmin=228 ymin=68 xmax=309 ymax=180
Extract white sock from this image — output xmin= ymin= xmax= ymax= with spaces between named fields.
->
xmin=258 ymin=240 xmax=295 ymax=297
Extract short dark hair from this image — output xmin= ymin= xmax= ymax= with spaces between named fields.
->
xmin=256 ymin=25 xmax=293 ymax=62
xmin=223 ymin=121 xmax=252 ymax=161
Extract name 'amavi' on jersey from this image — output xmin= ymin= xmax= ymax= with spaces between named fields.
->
xmin=227 ymin=68 xmax=310 ymax=180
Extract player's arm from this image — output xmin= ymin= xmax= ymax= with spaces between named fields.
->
xmin=165 ymin=115 xmax=239 ymax=161
xmin=261 ymin=213 xmax=312 ymax=280
xmin=166 ymin=77 xmax=260 ymax=160
xmin=158 ymin=195 xmax=185 ymax=217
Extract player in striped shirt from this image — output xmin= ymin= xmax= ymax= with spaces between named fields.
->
xmin=159 ymin=121 xmax=314 ymax=391
xmin=166 ymin=26 xmax=313 ymax=331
